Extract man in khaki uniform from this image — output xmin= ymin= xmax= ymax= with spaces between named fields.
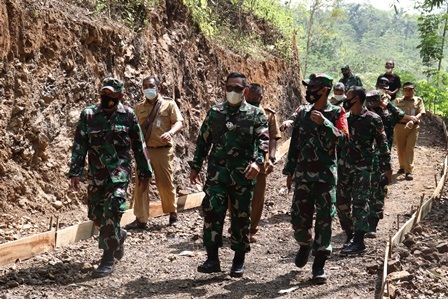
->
xmin=126 ymin=76 xmax=184 ymax=228
xmin=245 ymin=83 xmax=282 ymax=242
xmin=394 ymin=82 xmax=425 ymax=181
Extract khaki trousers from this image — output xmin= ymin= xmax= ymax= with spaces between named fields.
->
xmin=250 ymin=172 xmax=267 ymax=235
xmin=394 ymin=124 xmax=419 ymax=174
xmin=133 ymin=147 xmax=177 ymax=222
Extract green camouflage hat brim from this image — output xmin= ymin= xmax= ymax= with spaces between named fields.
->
xmin=302 ymin=73 xmax=333 ymax=88
xmin=102 ymin=77 xmax=124 ymax=93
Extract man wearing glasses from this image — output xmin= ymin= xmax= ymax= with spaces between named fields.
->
xmin=394 ymin=82 xmax=425 ymax=180
xmin=190 ymin=72 xmax=269 ymax=278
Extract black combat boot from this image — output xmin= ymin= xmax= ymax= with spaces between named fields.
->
xmin=365 ymin=218 xmax=379 ymax=238
xmin=230 ymin=251 xmax=245 ymax=278
xmin=92 ymin=249 xmax=115 ymax=278
xmin=114 ymin=229 xmax=127 ymax=260
xmin=343 ymin=229 xmax=354 ymax=247
xmin=295 ymin=245 xmax=311 ymax=268
xmin=341 ymin=231 xmax=366 ymax=255
xmin=312 ymin=252 xmax=328 ymax=284
xmin=197 ymin=246 xmax=221 ymax=273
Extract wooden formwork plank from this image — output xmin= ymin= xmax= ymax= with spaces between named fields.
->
xmin=0 ymin=231 xmax=55 ymax=266
xmin=55 ymin=220 xmax=95 ymax=248
xmin=419 ymin=198 xmax=434 ymax=221
xmin=177 ymin=191 xmax=205 ymax=211
xmin=120 ymin=192 xmax=205 ymax=227
xmin=391 ymin=214 xmax=416 ymax=247
xmin=275 ymin=138 xmax=291 ymax=161
xmin=433 ymin=156 xmax=448 ymax=199
xmin=378 ymin=241 xmax=390 ymax=299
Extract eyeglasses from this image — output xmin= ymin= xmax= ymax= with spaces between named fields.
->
xmin=226 ymin=85 xmax=245 ymax=93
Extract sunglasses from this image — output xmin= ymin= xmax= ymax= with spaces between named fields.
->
xmin=226 ymin=85 xmax=245 ymax=93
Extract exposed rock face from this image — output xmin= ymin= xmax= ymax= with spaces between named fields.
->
xmin=0 ymin=0 xmax=302 ymax=230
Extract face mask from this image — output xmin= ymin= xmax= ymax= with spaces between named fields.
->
xmin=386 ymin=68 xmax=392 ymax=73
xmin=305 ymin=88 xmax=322 ymax=104
xmin=343 ymin=97 xmax=357 ymax=111
xmin=100 ymin=94 xmax=119 ymax=109
xmin=143 ymin=88 xmax=158 ymax=100
xmin=226 ymin=91 xmax=243 ymax=105
xmin=334 ymin=94 xmax=344 ymax=102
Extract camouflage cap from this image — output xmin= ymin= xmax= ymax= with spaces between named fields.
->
xmin=365 ymin=90 xmax=381 ymax=108
xmin=101 ymin=77 xmax=124 ymax=93
xmin=376 ymin=77 xmax=390 ymax=89
xmin=302 ymin=73 xmax=333 ymax=88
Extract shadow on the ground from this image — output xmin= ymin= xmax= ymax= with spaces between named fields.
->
xmin=120 ymin=269 xmax=374 ymax=299
xmin=0 ymin=261 xmax=94 ymax=288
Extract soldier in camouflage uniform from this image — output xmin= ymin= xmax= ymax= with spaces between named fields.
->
xmin=69 ymin=78 xmax=153 ymax=278
xmin=338 ymin=87 xmax=392 ymax=255
xmin=283 ymin=73 xmax=348 ymax=284
xmin=339 ymin=65 xmax=363 ymax=90
xmin=190 ymin=72 xmax=269 ymax=278
xmin=364 ymin=90 xmax=414 ymax=238
xmin=244 ymin=83 xmax=282 ymax=243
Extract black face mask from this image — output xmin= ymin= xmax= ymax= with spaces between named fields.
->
xmin=305 ymin=88 xmax=322 ymax=104
xmin=100 ymin=94 xmax=119 ymax=109
xmin=343 ymin=97 xmax=357 ymax=111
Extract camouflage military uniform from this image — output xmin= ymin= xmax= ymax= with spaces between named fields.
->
xmin=283 ymin=103 xmax=348 ymax=256
xmin=369 ymin=102 xmax=405 ymax=221
xmin=339 ymin=74 xmax=362 ymax=90
xmin=69 ymin=102 xmax=153 ymax=251
xmin=337 ymin=109 xmax=391 ymax=233
xmin=190 ymin=101 xmax=269 ymax=253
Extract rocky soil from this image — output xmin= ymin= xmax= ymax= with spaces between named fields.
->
xmin=1 ymin=0 xmax=447 ymax=298
xmin=0 ymin=116 xmax=446 ymax=299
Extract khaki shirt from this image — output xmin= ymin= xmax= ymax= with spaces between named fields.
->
xmin=259 ymin=106 xmax=281 ymax=173
xmin=135 ymin=97 xmax=184 ymax=147
xmin=394 ymin=96 xmax=425 ymax=127
xmin=262 ymin=107 xmax=282 ymax=141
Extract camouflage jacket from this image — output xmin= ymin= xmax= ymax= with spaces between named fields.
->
xmin=190 ymin=101 xmax=269 ymax=177
xmin=339 ymin=74 xmax=363 ymax=90
xmin=372 ymin=102 xmax=405 ymax=149
xmin=343 ymin=108 xmax=391 ymax=173
xmin=283 ymin=102 xmax=349 ymax=185
xmin=69 ymin=102 xmax=153 ymax=185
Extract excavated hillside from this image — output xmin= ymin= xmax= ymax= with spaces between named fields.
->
xmin=0 ymin=0 xmax=302 ymax=237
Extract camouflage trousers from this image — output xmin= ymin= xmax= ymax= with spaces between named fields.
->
xmin=337 ymin=165 xmax=371 ymax=233
xmin=87 ymin=181 xmax=128 ymax=251
xmin=202 ymin=172 xmax=254 ymax=253
xmin=370 ymin=155 xmax=387 ymax=221
xmin=291 ymin=182 xmax=336 ymax=256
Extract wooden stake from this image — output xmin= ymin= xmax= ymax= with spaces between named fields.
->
xmin=48 ymin=216 xmax=53 ymax=231
xmin=389 ymin=236 xmax=392 ymax=258
xmin=396 ymin=215 xmax=400 ymax=230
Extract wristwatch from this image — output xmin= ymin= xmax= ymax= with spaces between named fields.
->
xmin=254 ymin=156 xmax=264 ymax=165
xmin=269 ymin=156 xmax=276 ymax=163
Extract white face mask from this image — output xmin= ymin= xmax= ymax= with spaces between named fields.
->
xmin=385 ymin=68 xmax=392 ymax=73
xmin=226 ymin=91 xmax=243 ymax=105
xmin=143 ymin=88 xmax=158 ymax=100
xmin=334 ymin=94 xmax=344 ymax=102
